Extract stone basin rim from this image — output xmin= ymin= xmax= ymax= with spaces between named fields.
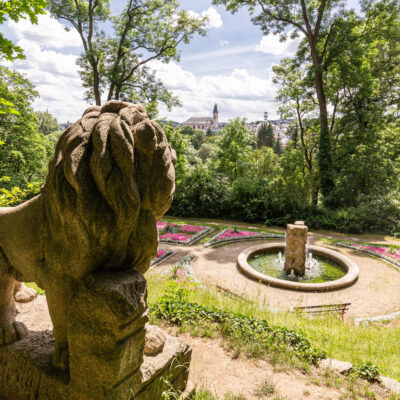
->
xmin=237 ymin=243 xmax=359 ymax=292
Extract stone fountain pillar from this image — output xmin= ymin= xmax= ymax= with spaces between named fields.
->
xmin=284 ymin=221 xmax=308 ymax=276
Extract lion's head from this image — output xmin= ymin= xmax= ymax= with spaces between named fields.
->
xmin=42 ymin=100 xmax=176 ymax=276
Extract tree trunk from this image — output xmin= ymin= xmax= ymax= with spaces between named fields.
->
xmin=310 ymin=45 xmax=335 ymax=200
xmin=92 ymin=62 xmax=101 ymax=106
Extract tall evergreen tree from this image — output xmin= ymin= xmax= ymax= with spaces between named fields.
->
xmin=257 ymin=122 xmax=274 ymax=148
xmin=265 ymin=122 xmax=275 ymax=148
xmin=274 ymin=132 xmax=283 ymax=155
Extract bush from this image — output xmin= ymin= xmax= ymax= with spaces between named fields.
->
xmin=169 ymin=167 xmax=230 ymax=218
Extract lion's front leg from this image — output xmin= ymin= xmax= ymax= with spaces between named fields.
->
xmin=45 ymin=282 xmax=73 ymax=371
xmin=0 ymin=254 xmax=28 ymax=345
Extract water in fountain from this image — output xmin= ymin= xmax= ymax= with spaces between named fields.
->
xmin=249 ymin=222 xmax=347 ymax=283
xmin=250 ymin=250 xmax=346 ymax=283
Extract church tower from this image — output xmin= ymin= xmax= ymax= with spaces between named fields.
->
xmin=213 ymin=104 xmax=218 ymax=129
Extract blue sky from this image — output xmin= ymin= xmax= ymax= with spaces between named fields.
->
xmin=1 ymin=0 xmax=359 ymax=123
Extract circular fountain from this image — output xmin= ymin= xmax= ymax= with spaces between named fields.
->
xmin=237 ymin=222 xmax=359 ymax=291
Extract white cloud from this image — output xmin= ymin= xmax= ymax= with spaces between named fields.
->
xmin=202 ymin=7 xmax=223 ymax=29
xmin=219 ymin=40 xmax=229 ymax=47
xmin=8 ymin=13 xmax=81 ymax=49
xmin=150 ymin=61 xmax=277 ymax=122
xmin=4 ymin=9 xmax=279 ymax=124
xmin=10 ymin=39 xmax=87 ymax=122
xmin=255 ymin=31 xmax=303 ymax=56
xmin=189 ymin=7 xmax=223 ymax=29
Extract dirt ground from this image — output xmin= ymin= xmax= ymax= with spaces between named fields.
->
xmin=150 ymin=230 xmax=400 ymax=318
xmin=16 ymin=297 xmax=389 ymax=399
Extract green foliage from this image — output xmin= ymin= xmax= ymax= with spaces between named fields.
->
xmin=214 ymin=118 xmax=255 ymax=181
xmin=257 ymin=122 xmax=274 ymax=149
xmin=35 ymin=110 xmax=60 ymax=135
xmin=0 ymin=179 xmax=41 ymax=206
xmin=151 ymin=284 xmax=326 ymax=365
xmin=352 ymin=362 xmax=381 ymax=382
xmin=170 ymin=166 xmax=229 ymax=218
xmin=0 ymin=0 xmax=46 ymax=61
xmin=0 ymin=66 xmax=54 ymax=189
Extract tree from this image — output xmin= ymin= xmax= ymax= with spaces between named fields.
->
xmin=0 ymin=67 xmax=53 ymax=188
xmin=273 ymin=57 xmax=319 ymax=204
xmin=327 ymin=0 xmax=400 ymax=207
xmin=198 ymin=142 xmax=214 ymax=163
xmin=214 ymin=0 xmax=350 ymax=199
xmin=189 ymin=129 xmax=205 ymax=150
xmin=36 ymin=111 xmax=60 ymax=135
xmin=0 ymin=0 xmax=46 ymax=61
xmin=257 ymin=122 xmax=274 ymax=149
xmin=274 ymin=132 xmax=283 ymax=155
xmin=214 ymin=118 xmax=255 ymax=181
xmin=49 ymin=0 xmax=207 ymax=109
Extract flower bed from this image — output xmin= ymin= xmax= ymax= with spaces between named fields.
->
xmin=157 ymin=222 xmax=212 ymax=245
xmin=150 ymin=248 xmax=175 ymax=266
xmin=158 ymin=254 xmax=199 ymax=286
xmin=204 ymin=228 xmax=284 ymax=247
xmin=336 ymin=242 xmax=400 ymax=270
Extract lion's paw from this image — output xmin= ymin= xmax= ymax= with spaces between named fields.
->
xmin=0 ymin=321 xmax=29 ymax=345
xmin=14 ymin=284 xmax=37 ymax=303
xmin=53 ymin=347 xmax=69 ymax=372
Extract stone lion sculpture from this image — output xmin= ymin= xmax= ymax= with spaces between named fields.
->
xmin=0 ymin=100 xmax=176 ymax=371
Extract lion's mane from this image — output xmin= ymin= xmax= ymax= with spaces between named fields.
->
xmin=41 ymin=101 xmax=175 ymax=278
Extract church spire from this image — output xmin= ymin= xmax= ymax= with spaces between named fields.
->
xmin=212 ymin=104 xmax=218 ymax=129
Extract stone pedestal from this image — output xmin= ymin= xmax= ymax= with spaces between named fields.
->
xmin=0 ymin=270 xmax=192 ymax=400
xmin=284 ymin=221 xmax=308 ymax=276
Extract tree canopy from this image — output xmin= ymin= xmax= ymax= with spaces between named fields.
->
xmin=48 ymin=0 xmax=207 ymax=113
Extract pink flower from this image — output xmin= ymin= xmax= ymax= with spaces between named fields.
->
xmin=157 ymin=249 xmax=165 ymax=258
xmin=160 ymin=232 xmax=189 ymax=242
xmin=157 ymin=222 xmax=167 ymax=229
xmin=217 ymin=229 xmax=257 ymax=240
xmin=179 ymin=224 xmax=206 ymax=233
xmin=351 ymin=243 xmax=400 ymax=260
xmin=177 ymin=269 xmax=185 ymax=277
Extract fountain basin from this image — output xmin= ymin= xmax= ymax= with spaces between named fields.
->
xmin=237 ymin=243 xmax=359 ymax=291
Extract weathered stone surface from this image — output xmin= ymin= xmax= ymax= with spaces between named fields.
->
xmin=68 ymin=270 xmax=148 ymax=399
xmin=0 ymin=100 xmax=176 ymax=370
xmin=144 ymin=324 xmax=166 ymax=355
xmin=379 ymin=375 xmax=400 ymax=394
xmin=133 ymin=334 xmax=192 ymax=400
xmin=0 ymin=331 xmax=69 ymax=400
xmin=0 ymin=328 xmax=192 ymax=400
xmin=14 ymin=283 xmax=37 ymax=303
xmin=319 ymin=358 xmax=353 ymax=374
xmin=284 ymin=223 xmax=308 ymax=276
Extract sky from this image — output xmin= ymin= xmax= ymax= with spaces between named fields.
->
xmin=1 ymin=0 xmax=359 ymax=124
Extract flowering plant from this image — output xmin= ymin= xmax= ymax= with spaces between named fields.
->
xmin=205 ymin=228 xmax=284 ymax=247
xmin=158 ymin=254 xmax=199 ymax=290
xmin=151 ymin=248 xmax=174 ymax=266
xmin=156 ymin=221 xmax=212 ymax=245
xmin=336 ymin=242 xmax=400 ymax=270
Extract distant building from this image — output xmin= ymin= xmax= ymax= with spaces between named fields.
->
xmin=60 ymin=121 xmax=72 ymax=131
xmin=183 ymin=104 xmax=219 ymax=131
